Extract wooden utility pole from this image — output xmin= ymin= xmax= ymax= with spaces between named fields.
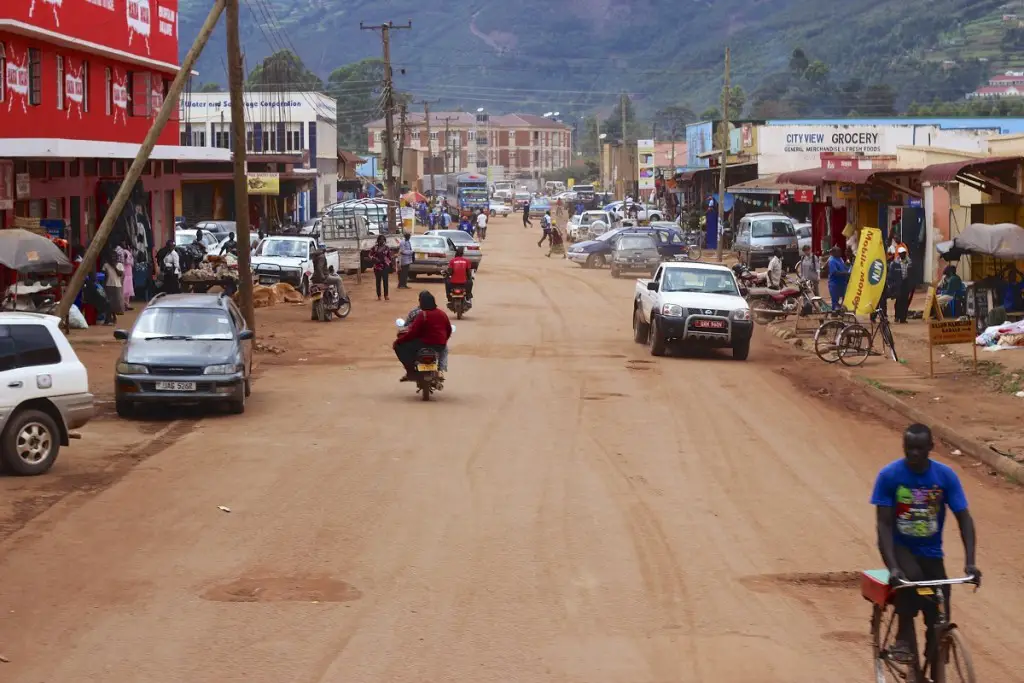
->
xmin=414 ymin=99 xmax=439 ymax=196
xmin=55 ymin=0 xmax=227 ymax=322
xmin=620 ymin=92 xmax=627 ymax=199
xmin=440 ymin=116 xmax=457 ymax=174
xmin=361 ymin=20 xmax=411 ymax=235
xmin=397 ymin=103 xmax=408 ymax=192
xmin=716 ymin=46 xmax=730 ymax=262
xmin=226 ymin=0 xmax=254 ymax=330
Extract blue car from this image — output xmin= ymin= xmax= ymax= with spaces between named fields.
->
xmin=567 ymin=225 xmax=688 ymax=268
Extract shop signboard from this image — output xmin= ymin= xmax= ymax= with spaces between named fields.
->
xmin=794 ymin=189 xmax=814 ymax=203
xmin=15 ymin=173 xmax=31 ymax=200
xmin=637 ymin=139 xmax=656 ymax=191
xmin=927 ymin=318 xmax=977 ymax=377
xmin=836 ymin=184 xmax=857 ymax=200
xmin=685 ymin=122 xmax=714 ymax=169
xmin=246 ymin=172 xmax=280 ymax=196
xmin=0 ymin=161 xmax=13 ymax=211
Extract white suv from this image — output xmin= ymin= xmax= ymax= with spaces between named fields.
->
xmin=0 ymin=313 xmax=93 ymax=475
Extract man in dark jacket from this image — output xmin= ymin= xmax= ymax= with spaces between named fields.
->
xmin=394 ymin=290 xmax=452 ymax=381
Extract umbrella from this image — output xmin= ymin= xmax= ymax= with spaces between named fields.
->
xmin=402 ymin=191 xmax=427 ymax=204
xmin=936 ymin=223 xmax=1024 ymax=261
xmin=0 ymin=229 xmax=73 ymax=273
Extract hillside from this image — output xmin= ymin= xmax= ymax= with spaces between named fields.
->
xmin=179 ymin=0 xmax=1005 ymax=117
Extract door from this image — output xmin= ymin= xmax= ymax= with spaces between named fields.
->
xmin=69 ymin=197 xmax=82 ymax=246
xmin=902 ymin=207 xmax=926 ymax=287
xmin=228 ymin=303 xmax=252 ymax=377
xmin=0 ymin=323 xmax=64 ymax=417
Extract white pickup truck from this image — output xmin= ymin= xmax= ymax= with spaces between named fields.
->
xmin=632 ymin=261 xmax=753 ymax=360
xmin=251 ymin=236 xmax=339 ymax=296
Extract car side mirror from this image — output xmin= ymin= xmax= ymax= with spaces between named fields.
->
xmin=238 ymin=330 xmax=254 ymax=340
xmin=647 ymin=281 xmax=659 ymax=291
xmin=113 ymin=329 xmax=129 ymax=341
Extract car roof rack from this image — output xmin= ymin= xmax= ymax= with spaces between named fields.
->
xmin=151 ymin=292 xmax=167 ymax=301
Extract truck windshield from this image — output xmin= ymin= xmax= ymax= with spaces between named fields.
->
xmin=751 ymin=220 xmax=795 ymax=238
xmin=257 ymin=239 xmax=308 ymax=259
xmin=661 ymin=268 xmax=739 ymax=295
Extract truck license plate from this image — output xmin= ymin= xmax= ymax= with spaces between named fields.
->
xmin=259 ymin=276 xmax=276 ymax=284
xmin=155 ymin=381 xmax=197 ymax=391
xmin=693 ymin=319 xmax=726 ymax=329
xmin=417 ymin=363 xmax=439 ymax=372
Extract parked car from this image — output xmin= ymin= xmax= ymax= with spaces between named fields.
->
xmin=733 ymin=212 xmax=800 ymax=269
xmin=575 ymin=210 xmax=616 ymax=241
xmin=195 ymin=220 xmax=236 ymax=240
xmin=794 ymin=222 xmax=813 ymax=252
xmin=609 ymin=233 xmax=662 ymax=278
xmin=0 ymin=313 xmax=94 ymax=475
xmin=409 ymin=234 xmax=457 ymax=279
xmin=113 ymin=293 xmax=254 ymax=417
xmin=554 ymin=190 xmax=578 ymax=202
xmin=175 ymin=229 xmax=220 ymax=252
xmin=488 ymin=201 xmax=512 ymax=217
xmin=633 ymin=261 xmax=752 ymax=360
xmin=566 ymin=214 xmax=584 ymax=241
xmin=424 ymin=230 xmax=483 ymax=269
xmin=568 ymin=225 xmax=687 ymax=268
xmin=215 ymin=233 xmax=262 ymax=256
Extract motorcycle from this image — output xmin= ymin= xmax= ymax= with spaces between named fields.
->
xmin=731 ymin=263 xmax=768 ymax=294
xmin=743 ymin=275 xmax=802 ymax=325
xmin=440 ymin=268 xmax=473 ymax=319
xmin=395 ymin=317 xmax=456 ymax=401
xmin=309 ymin=283 xmax=351 ymax=322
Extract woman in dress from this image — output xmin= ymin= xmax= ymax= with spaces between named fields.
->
xmin=116 ymin=239 xmax=135 ymax=310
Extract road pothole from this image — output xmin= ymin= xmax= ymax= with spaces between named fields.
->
xmin=583 ymin=392 xmax=627 ymax=401
xmin=202 ymin=576 xmax=362 ymax=603
xmin=626 ymin=360 xmax=655 ymax=371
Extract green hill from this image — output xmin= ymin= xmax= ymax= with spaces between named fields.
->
xmin=179 ymin=0 xmax=1007 ymax=117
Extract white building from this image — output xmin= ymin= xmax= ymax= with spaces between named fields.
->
xmin=178 ymin=91 xmax=339 ymax=217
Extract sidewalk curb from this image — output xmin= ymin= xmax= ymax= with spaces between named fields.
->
xmin=766 ymin=323 xmax=1024 ymax=483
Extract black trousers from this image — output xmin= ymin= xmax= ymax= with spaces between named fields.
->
xmin=375 ymin=269 xmax=389 ymax=298
xmin=395 ymin=340 xmax=445 ymax=375
xmin=894 ymin=544 xmax=948 ymax=663
xmin=445 ymin=279 xmax=473 ymax=300
xmin=398 ymin=263 xmax=410 ymax=288
xmin=894 ymin=285 xmax=912 ymax=322
xmin=538 ymin=228 xmax=550 ymax=247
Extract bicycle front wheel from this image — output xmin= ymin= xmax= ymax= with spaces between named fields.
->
xmin=871 ymin=604 xmax=914 ymax=683
xmin=838 ymin=323 xmax=872 ymax=367
xmin=686 ymin=243 xmax=703 ymax=261
xmin=881 ymin=321 xmax=899 ymax=362
xmin=814 ymin=319 xmax=847 ymax=363
xmin=940 ymin=627 xmax=977 ymax=683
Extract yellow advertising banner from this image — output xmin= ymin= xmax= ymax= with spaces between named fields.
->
xmin=843 ymin=227 xmax=887 ymax=316
xmin=246 ymin=172 xmax=280 ymax=195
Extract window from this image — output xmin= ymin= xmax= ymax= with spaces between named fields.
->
xmin=82 ymin=61 xmax=89 ymax=112
xmin=56 ymin=55 xmax=64 ymax=109
xmin=28 ymin=48 xmax=41 ymax=106
xmin=246 ymin=130 xmax=254 ymax=152
xmin=0 ymin=42 xmax=5 ymax=104
xmin=429 ymin=131 xmax=438 ymax=140
xmin=750 ymin=220 xmax=796 ymax=239
xmin=0 ymin=324 xmax=63 ymax=370
xmin=468 ymin=130 xmax=475 ymax=141
xmin=105 ymin=67 xmax=112 ymax=115
xmin=130 ymin=71 xmax=151 ymax=117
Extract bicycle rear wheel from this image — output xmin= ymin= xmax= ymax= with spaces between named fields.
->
xmin=871 ymin=604 xmax=915 ymax=683
xmin=838 ymin=323 xmax=873 ymax=367
xmin=814 ymin=319 xmax=847 ymax=363
xmin=939 ymin=628 xmax=977 ymax=683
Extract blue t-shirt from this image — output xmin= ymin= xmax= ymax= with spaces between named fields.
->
xmin=870 ymin=459 xmax=968 ymax=558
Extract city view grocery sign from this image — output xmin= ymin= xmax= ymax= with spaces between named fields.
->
xmin=14 ymin=0 xmax=179 ymax=66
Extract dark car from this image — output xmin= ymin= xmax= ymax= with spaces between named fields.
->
xmin=567 ymin=225 xmax=687 ymax=268
xmin=113 ymin=293 xmax=254 ymax=417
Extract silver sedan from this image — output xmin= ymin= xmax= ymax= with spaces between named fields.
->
xmin=409 ymin=235 xmax=456 ymax=279
xmin=424 ymin=229 xmax=483 ymax=270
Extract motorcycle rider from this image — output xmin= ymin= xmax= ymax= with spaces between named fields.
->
xmin=394 ymin=290 xmax=452 ymax=382
xmin=445 ymin=247 xmax=474 ymax=303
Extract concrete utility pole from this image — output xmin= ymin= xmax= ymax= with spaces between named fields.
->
xmin=620 ymin=92 xmax=627 ymax=199
xmin=716 ymin=46 xmax=730 ymax=262
xmin=361 ymin=20 xmax=411 ymax=236
xmin=226 ymin=0 xmax=254 ymax=330
xmin=440 ymin=116 xmax=457 ymax=174
xmin=56 ymin=0 xmax=227 ymax=323
xmin=414 ymin=99 xmax=439 ymax=196
xmin=397 ymin=103 xmax=407 ymax=192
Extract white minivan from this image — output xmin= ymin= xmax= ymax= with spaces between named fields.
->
xmin=0 ymin=313 xmax=93 ymax=475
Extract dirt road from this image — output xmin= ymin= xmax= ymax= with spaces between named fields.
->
xmin=1 ymin=217 xmax=1023 ymax=682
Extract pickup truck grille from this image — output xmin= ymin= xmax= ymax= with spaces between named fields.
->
xmin=686 ymin=308 xmax=729 ymax=318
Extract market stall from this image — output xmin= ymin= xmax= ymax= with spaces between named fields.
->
xmin=0 ymin=228 xmax=72 ymax=312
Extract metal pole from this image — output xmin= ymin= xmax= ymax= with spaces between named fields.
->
xmin=716 ymin=46 xmax=730 ymax=262
xmin=56 ymin=0 xmax=227 ymax=321
xmin=226 ymin=0 xmax=254 ymax=330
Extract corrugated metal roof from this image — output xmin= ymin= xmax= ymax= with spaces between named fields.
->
xmin=727 ymin=174 xmax=816 ymax=195
xmin=919 ymin=156 xmax=1024 ymax=184
xmin=776 ymin=167 xmax=919 ymax=186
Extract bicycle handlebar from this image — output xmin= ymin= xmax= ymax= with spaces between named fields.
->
xmin=894 ymin=575 xmax=978 ymax=589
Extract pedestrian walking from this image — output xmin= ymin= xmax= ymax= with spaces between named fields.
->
xmin=102 ymin=254 xmax=125 ymax=326
xmin=398 ymin=232 xmax=413 ymax=289
xmin=827 ymin=245 xmax=850 ymax=311
xmin=522 ymin=206 xmax=533 ymax=229
xmin=115 ymin=239 xmax=135 ymax=310
xmin=537 ymin=211 xmax=552 ymax=247
xmin=370 ymin=235 xmax=393 ymax=301
xmin=892 ymin=247 xmax=914 ymax=323
xmin=797 ymin=244 xmax=820 ymax=297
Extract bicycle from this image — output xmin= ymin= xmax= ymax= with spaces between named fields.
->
xmin=837 ymin=306 xmax=899 ymax=366
xmin=861 ymin=570 xmax=978 ymax=683
xmin=813 ymin=308 xmax=859 ymax=363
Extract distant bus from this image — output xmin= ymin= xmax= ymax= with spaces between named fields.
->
xmin=446 ymin=173 xmax=489 ymax=216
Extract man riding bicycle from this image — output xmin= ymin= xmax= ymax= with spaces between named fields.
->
xmin=871 ymin=423 xmax=980 ymax=665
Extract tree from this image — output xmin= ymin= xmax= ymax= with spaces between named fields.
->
xmin=601 ymin=95 xmax=637 ymax=141
xmin=724 ymin=85 xmax=745 ymax=117
xmin=750 ymin=98 xmax=798 ymax=119
xmin=861 ymin=83 xmax=897 ymax=115
xmin=700 ymin=106 xmax=721 ymax=120
xmin=247 ymin=49 xmax=323 ymax=92
xmin=198 ymin=81 xmax=222 ymax=93
xmin=803 ymin=60 xmax=830 ymax=86
xmin=326 ymin=58 xmax=387 ymax=151
xmin=653 ymin=104 xmax=696 ymax=138
xmin=789 ymin=48 xmax=809 ymax=77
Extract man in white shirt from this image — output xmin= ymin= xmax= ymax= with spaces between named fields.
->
xmin=476 ymin=211 xmax=488 ymax=240
xmin=766 ymin=247 xmax=784 ymax=289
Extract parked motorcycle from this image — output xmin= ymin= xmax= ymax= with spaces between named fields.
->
xmin=309 ymin=283 xmax=351 ymax=322
xmin=395 ymin=318 xmax=456 ymax=401
xmin=731 ymin=263 xmax=768 ymax=294
xmin=743 ymin=277 xmax=802 ymax=325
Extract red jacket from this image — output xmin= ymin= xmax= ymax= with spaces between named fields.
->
xmin=448 ymin=256 xmax=472 ymax=284
xmin=396 ymin=307 xmax=451 ymax=347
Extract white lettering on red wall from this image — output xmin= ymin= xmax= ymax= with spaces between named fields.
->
xmin=127 ymin=0 xmax=153 ymax=55
xmin=65 ymin=61 xmax=84 ymax=120
xmin=85 ymin=0 xmax=115 ymax=9
xmin=158 ymin=5 xmax=177 ymax=37
xmin=4 ymin=46 xmax=29 ymax=115
xmin=29 ymin=0 xmax=63 ymax=27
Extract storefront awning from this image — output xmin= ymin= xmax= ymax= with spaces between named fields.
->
xmin=727 ymin=174 xmax=815 ymax=195
xmin=776 ymin=166 xmax=919 ymax=186
xmin=919 ymin=156 xmax=1023 ymax=197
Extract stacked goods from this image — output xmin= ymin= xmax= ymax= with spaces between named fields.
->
xmin=252 ymin=282 xmax=304 ymax=308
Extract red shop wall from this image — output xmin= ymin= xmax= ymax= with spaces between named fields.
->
xmin=1 ymin=31 xmax=177 ymax=145
xmin=1 ymin=0 xmax=179 ymax=66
